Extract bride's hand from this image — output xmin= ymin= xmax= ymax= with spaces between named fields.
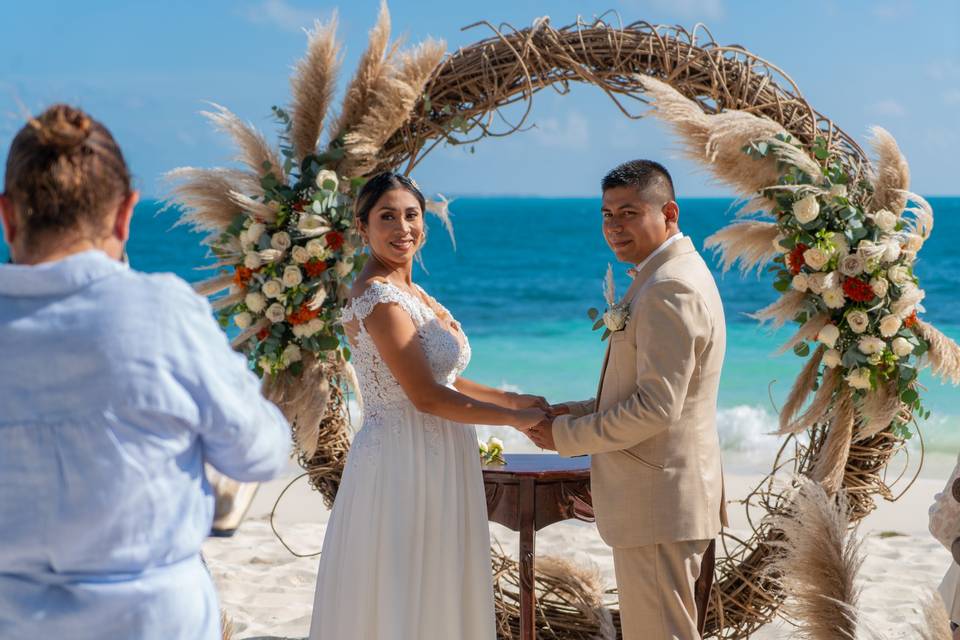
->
xmin=508 ymin=393 xmax=550 ymax=411
xmin=511 ymin=407 xmax=548 ymax=431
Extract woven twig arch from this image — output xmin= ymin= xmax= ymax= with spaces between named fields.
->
xmin=360 ymin=17 xmax=907 ymax=639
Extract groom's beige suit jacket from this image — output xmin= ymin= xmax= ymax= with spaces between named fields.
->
xmin=553 ymin=236 xmax=728 ymax=549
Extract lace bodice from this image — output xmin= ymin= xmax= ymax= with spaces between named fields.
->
xmin=342 ymin=281 xmax=471 ymax=424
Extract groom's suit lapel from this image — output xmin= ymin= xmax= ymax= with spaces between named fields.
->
xmin=594 ymin=236 xmax=696 ymax=407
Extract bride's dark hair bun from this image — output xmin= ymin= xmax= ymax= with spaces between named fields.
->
xmin=29 ymin=104 xmax=93 ymax=152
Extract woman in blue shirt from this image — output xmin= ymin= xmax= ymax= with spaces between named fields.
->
xmin=0 ymin=105 xmax=291 ymax=639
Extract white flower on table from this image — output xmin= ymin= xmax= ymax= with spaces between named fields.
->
xmin=793 ymin=194 xmax=820 ymax=224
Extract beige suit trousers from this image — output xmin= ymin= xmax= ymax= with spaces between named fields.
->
xmin=613 ymin=539 xmax=711 ymax=640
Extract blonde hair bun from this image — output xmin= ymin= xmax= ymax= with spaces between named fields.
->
xmin=29 ymin=104 xmax=93 ymax=152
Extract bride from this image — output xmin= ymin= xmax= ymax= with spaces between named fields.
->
xmin=309 ymin=172 xmax=547 ymax=639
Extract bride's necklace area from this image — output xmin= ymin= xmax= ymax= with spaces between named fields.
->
xmin=366 ymin=255 xmax=464 ymax=340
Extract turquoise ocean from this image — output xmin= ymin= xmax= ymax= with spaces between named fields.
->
xmin=3 ymin=197 xmax=958 ymax=469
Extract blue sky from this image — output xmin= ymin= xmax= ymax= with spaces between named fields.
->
xmin=2 ymin=0 xmax=958 ymax=198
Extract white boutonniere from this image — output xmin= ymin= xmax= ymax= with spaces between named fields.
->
xmin=479 ymin=436 xmax=505 ymax=465
xmin=587 ymin=264 xmax=630 ymax=340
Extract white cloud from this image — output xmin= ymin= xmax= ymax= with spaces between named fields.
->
xmin=531 ymin=111 xmax=590 ymax=149
xmin=868 ymin=99 xmax=906 ymax=118
xmin=871 ymin=2 xmax=910 ymax=20
xmin=240 ymin=0 xmax=321 ymax=33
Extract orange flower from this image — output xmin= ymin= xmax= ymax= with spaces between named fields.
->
xmin=233 ymin=266 xmax=254 ymax=288
xmin=305 ymin=259 xmax=328 ymax=278
xmin=904 ymin=310 xmax=919 ymax=329
xmin=288 ymin=304 xmax=321 ymax=325
xmin=787 ymin=243 xmax=808 ymax=276
xmin=256 ymin=327 xmax=270 ymax=341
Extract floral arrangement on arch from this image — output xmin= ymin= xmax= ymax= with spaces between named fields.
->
xmin=751 ymin=132 xmax=933 ymax=440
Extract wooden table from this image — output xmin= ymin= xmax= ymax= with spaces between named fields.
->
xmin=482 ymin=453 xmax=594 ymax=640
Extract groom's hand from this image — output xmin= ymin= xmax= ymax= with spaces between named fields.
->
xmin=528 ymin=416 xmax=557 ymax=451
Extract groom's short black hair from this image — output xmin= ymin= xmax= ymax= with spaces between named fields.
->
xmin=601 ymin=160 xmax=675 ymax=203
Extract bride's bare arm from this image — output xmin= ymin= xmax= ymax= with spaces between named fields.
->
xmin=453 ymin=377 xmax=548 ymax=411
xmin=364 ymin=301 xmax=545 ymax=429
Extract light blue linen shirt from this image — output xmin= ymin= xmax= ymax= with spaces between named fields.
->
xmin=0 ymin=250 xmax=291 ymax=639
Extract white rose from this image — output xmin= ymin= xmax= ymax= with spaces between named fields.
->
xmin=265 ymin=303 xmax=286 ymax=323
xmin=858 ymin=336 xmax=886 ymax=355
xmin=234 ymin=311 xmax=253 ymax=330
xmin=292 ymin=324 xmax=308 ymax=338
xmin=791 ymin=273 xmax=809 ymax=292
xmin=845 ymin=367 xmax=873 ymax=390
xmin=262 ymin=279 xmax=284 ymax=299
xmin=335 ymin=259 xmax=353 ymax=278
xmin=244 ymin=291 xmax=266 ymax=313
xmin=489 ymin=436 xmax=504 ymax=450
xmin=822 ymin=287 xmax=846 ymax=309
xmin=879 ymin=314 xmax=902 ymax=338
xmin=803 ymin=247 xmax=829 ymax=271
xmin=315 ymin=169 xmax=339 ymax=191
xmin=892 ymin=337 xmax=914 ymax=357
xmin=807 ymin=273 xmax=825 ymax=294
xmin=270 ymin=231 xmax=292 ymax=252
xmin=603 ymin=306 xmax=629 ymax=332
xmin=888 ymin=265 xmax=910 ymax=286
xmin=829 ymin=184 xmax=848 ymax=198
xmin=823 ymin=348 xmax=842 ymax=368
xmin=282 ymin=266 xmax=303 ymax=288
xmin=306 ymin=238 xmax=327 ymax=258
xmin=793 ymin=194 xmax=820 ymax=224
xmin=869 ymin=277 xmax=889 ymax=299
xmin=243 ymin=252 xmax=263 ymax=270
xmin=838 ymin=253 xmax=864 ymax=277
xmin=281 ymin=344 xmax=302 ymax=367
xmin=846 ymin=309 xmax=869 ymax=334
xmin=872 ymin=209 xmax=898 ymax=233
xmin=292 ymin=245 xmax=311 ymax=264
xmin=817 ymin=323 xmax=841 ymax=348
xmin=882 ymin=239 xmax=901 ymax=264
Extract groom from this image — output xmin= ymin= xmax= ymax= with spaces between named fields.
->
xmin=529 ymin=160 xmax=727 ymax=640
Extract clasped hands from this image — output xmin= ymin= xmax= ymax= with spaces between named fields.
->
xmin=507 ymin=393 xmax=571 ymax=452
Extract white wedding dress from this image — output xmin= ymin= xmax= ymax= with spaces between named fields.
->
xmin=308 ymin=281 xmax=496 ymax=640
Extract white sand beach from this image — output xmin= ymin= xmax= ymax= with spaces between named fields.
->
xmin=203 ymin=449 xmax=956 ymax=640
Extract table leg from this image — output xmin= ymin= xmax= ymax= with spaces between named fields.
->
xmin=518 ymin=477 xmax=536 ymax=640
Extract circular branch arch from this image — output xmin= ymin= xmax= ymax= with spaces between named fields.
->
xmin=363 ymin=17 xmax=906 ymax=639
